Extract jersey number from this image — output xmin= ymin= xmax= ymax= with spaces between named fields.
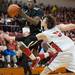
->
xmin=53 ymin=31 xmax=62 ymax=37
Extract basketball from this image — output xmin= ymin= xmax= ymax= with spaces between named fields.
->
xmin=7 ymin=4 xmax=20 ymax=17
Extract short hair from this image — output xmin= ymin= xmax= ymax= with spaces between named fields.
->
xmin=34 ymin=0 xmax=36 ymax=3
xmin=44 ymin=15 xmax=56 ymax=29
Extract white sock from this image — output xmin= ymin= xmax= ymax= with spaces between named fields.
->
xmin=29 ymin=53 xmax=36 ymax=60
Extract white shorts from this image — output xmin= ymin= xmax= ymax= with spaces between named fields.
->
xmin=66 ymin=46 xmax=75 ymax=72
xmin=48 ymin=46 xmax=75 ymax=72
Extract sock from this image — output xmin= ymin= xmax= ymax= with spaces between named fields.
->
xmin=12 ymin=55 xmax=17 ymax=63
xmin=6 ymin=55 xmax=11 ymax=62
xmin=19 ymin=41 xmax=36 ymax=60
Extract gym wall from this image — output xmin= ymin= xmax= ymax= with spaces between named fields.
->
xmin=21 ymin=0 xmax=75 ymax=8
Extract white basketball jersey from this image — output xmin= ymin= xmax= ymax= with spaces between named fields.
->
xmin=42 ymin=26 xmax=74 ymax=51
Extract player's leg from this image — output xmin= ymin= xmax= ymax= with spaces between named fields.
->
xmin=66 ymin=46 xmax=75 ymax=72
xmin=12 ymin=55 xmax=18 ymax=67
xmin=3 ymin=49 xmax=11 ymax=67
xmin=40 ymin=52 xmax=72 ymax=75
xmin=17 ymin=41 xmax=36 ymax=60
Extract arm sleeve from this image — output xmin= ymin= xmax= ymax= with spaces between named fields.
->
xmin=29 ymin=35 xmax=38 ymax=41
xmin=15 ymin=36 xmax=25 ymax=41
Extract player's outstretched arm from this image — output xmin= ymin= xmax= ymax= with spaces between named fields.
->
xmin=58 ymin=23 xmax=75 ymax=31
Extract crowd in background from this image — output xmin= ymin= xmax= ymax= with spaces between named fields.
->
xmin=0 ymin=0 xmax=75 ymax=40
xmin=0 ymin=0 xmax=75 ymax=23
xmin=0 ymin=0 xmax=75 ymax=75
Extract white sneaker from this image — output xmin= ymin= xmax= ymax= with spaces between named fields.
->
xmin=7 ymin=64 xmax=11 ymax=68
xmin=14 ymin=64 xmax=18 ymax=68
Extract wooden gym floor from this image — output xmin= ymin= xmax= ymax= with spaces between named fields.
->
xmin=0 ymin=67 xmax=75 ymax=75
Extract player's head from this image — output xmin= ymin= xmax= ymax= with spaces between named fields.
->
xmin=41 ymin=15 xmax=56 ymax=30
xmin=27 ymin=0 xmax=35 ymax=9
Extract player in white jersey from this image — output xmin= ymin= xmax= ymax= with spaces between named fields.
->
xmin=0 ymin=15 xmax=75 ymax=74
xmin=35 ymin=15 xmax=75 ymax=75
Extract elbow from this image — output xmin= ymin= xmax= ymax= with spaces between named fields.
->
xmin=41 ymin=35 xmax=48 ymax=41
